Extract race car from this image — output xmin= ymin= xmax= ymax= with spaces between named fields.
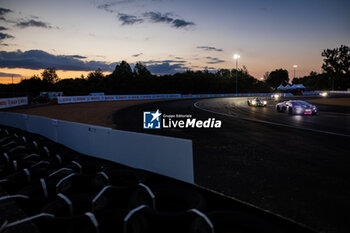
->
xmin=276 ymin=100 xmax=318 ymax=115
xmin=247 ymin=97 xmax=267 ymax=107
xmin=271 ymin=93 xmax=281 ymax=101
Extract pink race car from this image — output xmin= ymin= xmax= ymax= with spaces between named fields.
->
xmin=276 ymin=100 xmax=318 ymax=115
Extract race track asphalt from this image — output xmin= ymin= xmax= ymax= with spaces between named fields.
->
xmin=114 ymin=96 xmax=350 ymax=233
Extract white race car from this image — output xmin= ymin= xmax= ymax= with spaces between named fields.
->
xmin=247 ymin=97 xmax=267 ymax=107
xmin=276 ymin=100 xmax=318 ymax=115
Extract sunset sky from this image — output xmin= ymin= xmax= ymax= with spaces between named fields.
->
xmin=0 ymin=0 xmax=349 ymax=84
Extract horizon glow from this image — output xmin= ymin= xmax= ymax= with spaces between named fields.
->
xmin=0 ymin=0 xmax=349 ymax=84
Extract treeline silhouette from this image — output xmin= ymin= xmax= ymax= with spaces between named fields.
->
xmin=0 ymin=64 xmax=270 ymax=98
xmin=0 ymin=45 xmax=348 ymax=98
xmin=293 ymin=45 xmax=350 ymax=90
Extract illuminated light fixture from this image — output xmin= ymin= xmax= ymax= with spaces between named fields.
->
xmin=233 ymin=54 xmax=240 ymax=59
xmin=233 ymin=54 xmax=240 ymax=94
xmin=293 ymin=65 xmax=298 ymax=79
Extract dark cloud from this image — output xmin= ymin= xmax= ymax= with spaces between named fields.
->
xmin=202 ymin=66 xmax=217 ymax=70
xmin=0 ymin=50 xmax=117 ymax=71
xmin=0 ymin=8 xmax=12 ymax=16
xmin=0 ymin=26 xmax=7 ymax=31
xmin=97 ymin=3 xmax=115 ymax=13
xmin=0 ymin=72 xmax=22 ymax=77
xmin=172 ymin=19 xmax=194 ymax=28
xmin=207 ymin=60 xmax=225 ymax=64
xmin=16 ymin=19 xmax=53 ymax=29
xmin=118 ymin=13 xmax=144 ymax=25
xmin=143 ymin=11 xmax=173 ymax=23
xmin=0 ymin=32 xmax=14 ymax=41
xmin=140 ymin=59 xmax=189 ymax=74
xmin=197 ymin=46 xmax=223 ymax=52
xmin=0 ymin=8 xmax=12 ymax=22
xmin=143 ymin=11 xmax=195 ymax=28
xmin=97 ymin=1 xmax=140 ymax=13
xmin=132 ymin=53 xmax=143 ymax=57
xmin=143 ymin=59 xmax=186 ymax=64
xmin=162 ymin=59 xmax=186 ymax=63
xmin=147 ymin=62 xmax=188 ymax=75
xmin=70 ymin=55 xmax=87 ymax=59
xmin=96 ymin=0 xmax=162 ymax=12
xmin=261 ymin=7 xmax=268 ymax=12
xmin=205 ymin=56 xmax=225 ymax=64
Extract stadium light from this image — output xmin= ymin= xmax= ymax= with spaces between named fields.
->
xmin=233 ymin=54 xmax=240 ymax=94
xmin=293 ymin=65 xmax=298 ymax=79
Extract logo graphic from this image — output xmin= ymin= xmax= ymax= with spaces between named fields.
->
xmin=143 ymin=110 xmax=162 ymax=129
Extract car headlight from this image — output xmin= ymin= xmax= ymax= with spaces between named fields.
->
xmin=320 ymin=92 xmax=328 ymax=97
xmin=263 ymin=101 xmax=267 ymax=105
xmin=295 ymin=107 xmax=303 ymax=113
xmin=252 ymin=100 xmax=256 ymax=105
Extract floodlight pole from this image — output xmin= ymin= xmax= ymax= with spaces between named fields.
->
xmin=293 ymin=65 xmax=298 ymax=79
xmin=236 ymin=58 xmax=238 ymax=94
xmin=233 ymin=54 xmax=240 ymax=94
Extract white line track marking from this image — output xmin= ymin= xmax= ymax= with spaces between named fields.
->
xmin=194 ymin=101 xmax=350 ymax=138
xmin=320 ymin=111 xmax=350 ymax=117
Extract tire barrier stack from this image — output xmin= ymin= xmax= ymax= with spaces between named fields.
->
xmin=0 ymin=125 xmax=315 ymax=233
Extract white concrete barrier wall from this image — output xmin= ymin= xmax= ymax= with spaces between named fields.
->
xmin=58 ymin=93 xmax=278 ymax=104
xmin=57 ymin=91 xmax=323 ymax=105
xmin=328 ymin=90 xmax=350 ymax=94
xmin=0 ymin=97 xmax=28 ymax=109
xmin=0 ymin=112 xmax=194 ymax=184
xmin=57 ymin=94 xmax=182 ymax=104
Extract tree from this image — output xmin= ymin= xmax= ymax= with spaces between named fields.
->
xmin=87 ymin=68 xmax=104 ymax=82
xmin=241 ymin=65 xmax=249 ymax=76
xmin=322 ymin=45 xmax=350 ymax=75
xmin=41 ymin=67 xmax=59 ymax=83
xmin=216 ymin=69 xmax=231 ymax=79
xmin=263 ymin=72 xmax=270 ymax=81
xmin=265 ymin=69 xmax=289 ymax=89
xmin=112 ymin=61 xmax=132 ymax=78
xmin=134 ymin=62 xmax=151 ymax=77
xmin=321 ymin=45 xmax=350 ymax=89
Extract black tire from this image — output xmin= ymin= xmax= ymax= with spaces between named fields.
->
xmin=129 ymin=184 xmax=207 ymax=212
xmin=42 ymin=193 xmax=109 ymax=217
xmin=189 ymin=211 xmax=286 ymax=233
xmin=31 ymin=216 xmax=71 ymax=233
xmin=67 ymin=209 xmax=147 ymax=233
xmin=94 ymin=186 xmax=137 ymax=210
xmin=16 ymin=196 xmax=55 ymax=216
xmin=56 ymin=174 xmax=94 ymax=195
xmin=2 ymin=168 xmax=54 ymax=194
xmin=133 ymin=206 xmax=197 ymax=233
xmin=5 ymin=168 xmax=54 ymax=183
xmin=276 ymin=106 xmax=281 ymax=112
xmin=17 ymin=173 xmax=77 ymax=215
xmin=79 ymin=160 xmax=112 ymax=175
xmin=288 ymin=107 xmax=293 ymax=115
xmin=92 ymin=168 xmax=150 ymax=189
xmin=19 ymin=174 xmax=72 ymax=198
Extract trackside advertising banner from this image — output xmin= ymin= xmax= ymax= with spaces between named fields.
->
xmin=0 ymin=97 xmax=28 ymax=109
xmin=57 ymin=94 xmax=182 ymax=104
xmin=56 ymin=92 xmax=322 ymax=105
